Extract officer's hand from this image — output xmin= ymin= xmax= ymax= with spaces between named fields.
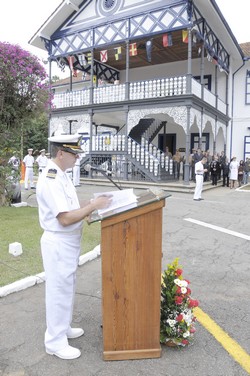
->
xmin=92 ymin=195 xmax=113 ymax=210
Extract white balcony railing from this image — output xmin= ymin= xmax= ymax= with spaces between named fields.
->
xmin=52 ymin=75 xmax=227 ymax=115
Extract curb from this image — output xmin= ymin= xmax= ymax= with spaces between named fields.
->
xmin=0 ymin=245 xmax=101 ymax=298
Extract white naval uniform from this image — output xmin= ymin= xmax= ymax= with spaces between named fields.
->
xmin=36 ymin=155 xmax=48 ymax=175
xmin=23 ymin=154 xmax=35 ymax=189
xmin=36 ymin=160 xmax=83 ymax=352
xmin=193 ymin=160 xmax=204 ymax=200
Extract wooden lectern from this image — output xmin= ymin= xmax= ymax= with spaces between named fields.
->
xmin=89 ymin=190 xmax=169 ymax=361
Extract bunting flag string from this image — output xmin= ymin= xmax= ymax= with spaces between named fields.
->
xmin=129 ymin=43 xmax=137 ymax=56
xmin=146 ymin=40 xmax=152 ymax=62
xmin=100 ymin=50 xmax=108 ymax=63
xmin=182 ymin=30 xmax=188 ymax=44
xmin=163 ymin=33 xmax=173 ymax=47
xmin=114 ymin=46 xmax=122 ymax=61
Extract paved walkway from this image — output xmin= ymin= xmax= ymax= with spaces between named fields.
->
xmin=0 ymin=183 xmax=250 ymax=376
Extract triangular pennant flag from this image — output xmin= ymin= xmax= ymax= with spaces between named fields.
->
xmin=163 ymin=33 xmax=173 ymax=47
xmin=146 ymin=40 xmax=152 ymax=62
xmin=182 ymin=30 xmax=188 ymax=43
xmin=67 ymin=56 xmax=78 ymax=77
xmin=68 ymin=56 xmax=74 ymax=71
xmin=114 ymin=46 xmax=122 ymax=61
xmin=78 ymin=54 xmax=87 ymax=67
xmin=129 ymin=43 xmax=137 ymax=56
xmin=100 ymin=50 xmax=108 ymax=63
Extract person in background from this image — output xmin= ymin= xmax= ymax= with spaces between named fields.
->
xmin=73 ymin=153 xmax=82 ymax=187
xmin=36 ymin=134 xmax=112 ymax=360
xmin=204 ymin=150 xmax=212 ymax=181
xmin=238 ymin=160 xmax=244 ymax=187
xmin=229 ymin=157 xmax=239 ymax=189
xmin=210 ymin=155 xmax=220 ymax=186
xmin=23 ymin=148 xmax=35 ymax=190
xmin=218 ymin=151 xmax=226 ymax=181
xmin=222 ymin=158 xmax=230 ymax=187
xmin=193 ymin=157 xmax=207 ymax=201
xmin=36 ymin=149 xmax=48 ymax=176
xmin=243 ymin=157 xmax=250 ymax=185
xmin=172 ymin=149 xmax=182 ymax=180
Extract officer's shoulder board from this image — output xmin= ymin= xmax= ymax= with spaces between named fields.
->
xmin=46 ymin=169 xmax=57 ymax=179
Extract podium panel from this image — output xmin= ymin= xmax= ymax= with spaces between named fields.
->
xmin=101 ymin=199 xmax=165 ymax=361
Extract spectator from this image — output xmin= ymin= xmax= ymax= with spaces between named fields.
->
xmin=238 ymin=160 xmax=244 ymax=187
xmin=210 ymin=156 xmax=220 ymax=186
xmin=243 ymin=157 xmax=250 ymax=185
xmin=229 ymin=157 xmax=239 ymax=189
xmin=222 ymin=158 xmax=230 ymax=187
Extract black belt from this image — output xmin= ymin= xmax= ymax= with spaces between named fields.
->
xmin=196 ymin=173 xmax=203 ymax=175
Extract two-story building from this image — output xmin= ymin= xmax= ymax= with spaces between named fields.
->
xmin=29 ymin=0 xmax=250 ymax=183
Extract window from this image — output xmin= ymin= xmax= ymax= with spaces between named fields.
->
xmin=245 ymin=70 xmax=250 ymax=104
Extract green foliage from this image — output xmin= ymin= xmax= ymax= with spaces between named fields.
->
xmin=0 ymin=206 xmax=101 ymax=287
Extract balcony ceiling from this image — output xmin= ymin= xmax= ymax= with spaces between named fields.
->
xmin=90 ymin=30 xmax=202 ymax=71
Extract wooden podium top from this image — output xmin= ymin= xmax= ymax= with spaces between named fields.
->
xmin=88 ymin=189 xmax=171 ymax=224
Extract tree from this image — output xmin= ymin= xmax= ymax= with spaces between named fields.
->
xmin=0 ymin=42 xmax=51 ymax=205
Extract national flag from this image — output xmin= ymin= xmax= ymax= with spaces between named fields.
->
xmin=100 ymin=50 xmax=108 ymax=63
xmin=78 ymin=54 xmax=87 ymax=67
xmin=56 ymin=57 xmax=66 ymax=72
xmin=114 ymin=46 xmax=122 ymax=60
xmin=163 ymin=33 xmax=173 ymax=47
xmin=146 ymin=40 xmax=152 ymax=62
xmin=182 ymin=30 xmax=188 ymax=43
xmin=129 ymin=43 xmax=137 ymax=56
xmin=87 ymin=52 xmax=92 ymax=66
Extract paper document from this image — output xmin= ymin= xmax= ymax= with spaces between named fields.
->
xmin=93 ymin=188 xmax=138 ymax=215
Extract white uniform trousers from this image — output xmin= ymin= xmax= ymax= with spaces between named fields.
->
xmin=193 ymin=175 xmax=203 ymax=199
xmin=41 ymin=230 xmax=81 ymax=352
xmin=24 ymin=167 xmax=34 ymax=189
xmin=73 ymin=165 xmax=80 ymax=186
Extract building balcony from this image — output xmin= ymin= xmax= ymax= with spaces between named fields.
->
xmin=52 ymin=75 xmax=227 ymax=116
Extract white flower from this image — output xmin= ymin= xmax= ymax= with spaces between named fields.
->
xmin=183 ymin=310 xmax=192 ymax=325
xmin=181 ymin=287 xmax=187 ymax=294
xmin=179 ymin=280 xmax=188 ymax=288
xmin=167 ymin=319 xmax=176 ymax=327
xmin=174 ymin=278 xmax=181 ymax=286
xmin=183 ymin=331 xmax=190 ymax=338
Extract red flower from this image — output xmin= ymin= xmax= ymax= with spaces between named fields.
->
xmin=182 ymin=339 xmax=189 ymax=345
xmin=190 ymin=326 xmax=196 ymax=333
xmin=176 ymin=286 xmax=182 ymax=294
xmin=185 ymin=279 xmax=190 ymax=285
xmin=188 ymin=299 xmax=199 ymax=308
xmin=175 ymin=269 xmax=183 ymax=276
xmin=187 ymin=287 xmax=191 ymax=295
xmin=175 ymin=296 xmax=183 ymax=305
xmin=176 ymin=314 xmax=183 ymax=322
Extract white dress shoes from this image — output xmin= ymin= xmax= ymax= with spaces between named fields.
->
xmin=67 ymin=327 xmax=84 ymax=339
xmin=46 ymin=345 xmax=81 ymax=360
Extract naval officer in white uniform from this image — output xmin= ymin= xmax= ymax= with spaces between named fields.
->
xmin=36 ymin=134 xmax=111 ymax=360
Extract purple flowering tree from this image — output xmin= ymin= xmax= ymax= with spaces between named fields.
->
xmin=0 ymin=42 xmax=51 ymax=205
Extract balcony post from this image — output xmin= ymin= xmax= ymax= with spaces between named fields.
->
xmin=184 ymin=105 xmax=191 ymax=185
xmin=186 ymin=28 xmax=192 ymax=94
xmin=125 ymin=41 xmax=130 ymax=100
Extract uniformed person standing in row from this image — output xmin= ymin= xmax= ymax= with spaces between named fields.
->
xmin=36 ymin=134 xmax=112 ymax=360
xmin=23 ymin=148 xmax=35 ymax=190
xmin=36 ymin=149 xmax=48 ymax=175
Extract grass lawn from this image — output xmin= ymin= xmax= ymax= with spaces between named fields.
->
xmin=0 ymin=206 xmax=101 ymax=287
